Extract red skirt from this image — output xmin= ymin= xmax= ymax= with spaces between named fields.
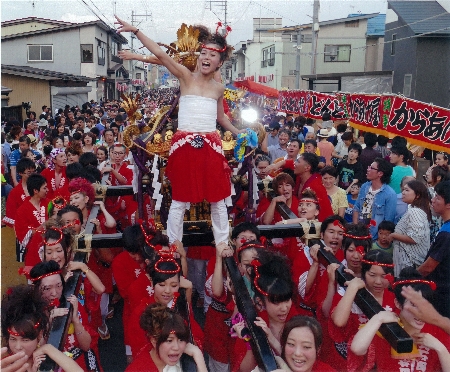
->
xmin=166 ymin=131 xmax=231 ymax=203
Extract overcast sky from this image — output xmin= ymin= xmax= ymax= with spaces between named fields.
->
xmin=2 ymin=0 xmax=388 ymax=49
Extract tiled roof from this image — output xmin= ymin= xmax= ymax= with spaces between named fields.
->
xmin=1 ymin=64 xmax=94 ymax=82
xmin=389 ymin=1 xmax=450 ymax=35
xmin=1 ymin=19 xmax=128 ymax=44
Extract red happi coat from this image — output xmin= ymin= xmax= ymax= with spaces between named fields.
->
xmin=41 ymin=167 xmax=70 ymax=201
xmin=14 ymin=198 xmax=49 ymax=266
xmin=3 ymin=184 xmax=28 ymax=227
xmin=128 ymin=293 xmax=203 ymax=357
xmin=347 ymin=323 xmax=450 ymax=372
xmin=327 ymin=286 xmax=397 ymax=370
xmin=105 ymin=163 xmax=135 ymax=228
xmin=125 ymin=344 xmax=159 ymax=372
xmin=62 ymin=300 xmax=102 ymax=372
xmin=112 ymin=251 xmax=145 ymax=346
xmin=203 ymin=255 xmax=236 ymax=364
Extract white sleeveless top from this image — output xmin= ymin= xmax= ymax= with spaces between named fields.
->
xmin=177 ymin=95 xmax=217 ymax=133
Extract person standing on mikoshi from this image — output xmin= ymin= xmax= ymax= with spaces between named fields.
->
xmin=115 ymin=16 xmax=242 ymax=251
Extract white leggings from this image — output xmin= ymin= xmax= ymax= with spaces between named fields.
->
xmin=167 ymin=199 xmax=229 ymax=245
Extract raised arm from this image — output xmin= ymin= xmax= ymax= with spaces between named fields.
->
xmin=350 ymin=310 xmax=399 ymax=355
xmin=115 ymin=15 xmax=190 ymax=80
xmin=117 ymin=49 xmax=161 ymax=64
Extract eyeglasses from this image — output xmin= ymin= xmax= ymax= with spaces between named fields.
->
xmin=368 ymin=165 xmax=379 ymax=171
xmin=113 ymin=152 xmax=125 ymax=156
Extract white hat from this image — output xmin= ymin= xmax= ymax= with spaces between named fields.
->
xmin=277 ymin=112 xmax=287 ymax=117
xmin=38 ymin=118 xmax=48 ymax=127
xmin=317 ymin=129 xmax=330 ymax=138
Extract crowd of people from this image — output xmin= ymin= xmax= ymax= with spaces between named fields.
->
xmin=1 ymin=17 xmax=450 ymax=372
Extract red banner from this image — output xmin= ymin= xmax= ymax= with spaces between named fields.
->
xmin=386 ymin=97 xmax=450 ymax=151
xmin=278 ymin=90 xmax=345 ymax=120
xmin=278 ymin=90 xmax=450 ymax=152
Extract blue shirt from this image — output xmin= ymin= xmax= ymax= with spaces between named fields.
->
xmin=353 ymin=182 xmax=397 ymax=240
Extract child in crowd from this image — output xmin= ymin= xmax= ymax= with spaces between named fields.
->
xmin=317 ymin=129 xmax=334 ymax=166
xmin=344 ymin=182 xmax=361 ymax=223
xmin=336 ymin=142 xmax=364 ymax=192
xmin=371 ymin=220 xmax=395 ymax=256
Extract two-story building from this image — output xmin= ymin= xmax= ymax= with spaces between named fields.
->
xmin=1 ymin=17 xmax=129 ymax=113
xmin=232 ymin=13 xmax=391 ymax=93
xmin=382 ymin=0 xmax=450 ymax=108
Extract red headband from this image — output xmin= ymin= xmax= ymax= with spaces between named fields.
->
xmin=344 ymin=232 xmax=372 ymax=240
xmin=201 ymin=44 xmax=226 ymax=53
xmin=360 ymin=258 xmax=395 ymax=268
xmin=70 ymin=189 xmax=82 ymax=197
xmin=251 ymin=260 xmax=269 ymax=297
xmin=299 ymin=198 xmax=319 ymax=204
xmin=153 ymin=245 xmax=181 ymax=275
xmin=8 ymin=321 xmax=40 ymax=337
xmin=19 ymin=267 xmax=62 ymax=282
xmin=392 ymin=279 xmax=437 ymax=291
xmin=236 ymin=242 xmax=265 ymax=257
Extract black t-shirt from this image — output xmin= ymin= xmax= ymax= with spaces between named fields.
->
xmin=425 ymin=220 xmax=450 ymax=318
xmin=337 ymin=160 xmax=364 ymax=189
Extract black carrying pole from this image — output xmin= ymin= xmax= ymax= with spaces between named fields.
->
xmin=224 ymin=257 xmax=278 ymax=372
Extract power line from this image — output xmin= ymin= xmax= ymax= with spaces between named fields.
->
xmin=87 ymin=0 xmax=113 ymax=26
xmin=249 ymin=0 xmax=303 ymax=26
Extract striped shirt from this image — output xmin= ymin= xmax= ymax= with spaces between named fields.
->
xmin=393 ymin=205 xmax=430 ymax=276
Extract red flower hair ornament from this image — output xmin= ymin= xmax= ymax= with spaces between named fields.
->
xmin=251 ymin=259 xmax=269 ymax=297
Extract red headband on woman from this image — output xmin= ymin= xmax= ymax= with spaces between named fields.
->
xmin=8 ymin=321 xmax=40 ymax=337
xmin=19 ymin=267 xmax=62 ymax=282
xmin=391 ymin=279 xmax=437 ymax=291
xmin=153 ymin=244 xmax=181 ymax=275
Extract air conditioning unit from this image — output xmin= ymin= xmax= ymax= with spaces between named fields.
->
xmin=289 ymin=70 xmax=297 ymax=75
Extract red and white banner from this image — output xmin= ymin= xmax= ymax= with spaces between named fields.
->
xmin=279 ymin=90 xmax=450 ymax=152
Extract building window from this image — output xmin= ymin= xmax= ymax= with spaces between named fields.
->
xmin=391 ymin=34 xmax=397 ymax=55
xmin=111 ymin=42 xmax=118 ymax=57
xmin=403 ymin=74 xmax=412 ymax=97
xmin=261 ymin=45 xmax=275 ymax=68
xmin=81 ymin=44 xmax=93 ymax=63
xmin=345 ymin=20 xmax=359 ymax=27
xmin=324 ymin=45 xmax=351 ymax=62
xmin=97 ymin=39 xmax=106 ymax=66
xmin=27 ymin=45 xmax=53 ymax=61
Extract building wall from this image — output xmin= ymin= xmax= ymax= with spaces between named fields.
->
xmin=79 ymin=25 xmax=109 ymax=79
xmin=383 ymin=12 xmax=418 ymax=97
xmin=415 ymin=38 xmax=450 ymax=107
xmin=1 ymin=30 xmax=81 ymax=75
xmin=314 ymin=20 xmax=369 ymax=75
xmin=365 ymin=37 xmax=384 ymax=71
xmin=1 ymin=73 xmax=51 ymax=112
xmin=1 ymin=21 xmax=61 ymax=37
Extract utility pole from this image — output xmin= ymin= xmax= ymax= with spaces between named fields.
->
xmin=295 ymin=28 xmax=302 ymax=89
xmin=310 ymin=0 xmax=320 ymax=75
xmin=205 ymin=1 xmax=228 ymax=81
xmin=130 ymin=10 xmax=151 ymax=92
